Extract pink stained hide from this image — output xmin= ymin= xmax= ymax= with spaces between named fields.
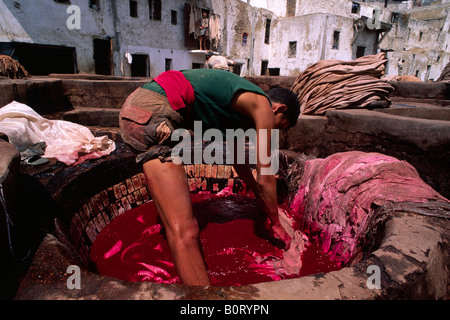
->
xmin=289 ymin=151 xmax=449 ymax=265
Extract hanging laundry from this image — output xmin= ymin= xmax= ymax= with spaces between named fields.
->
xmin=187 ymin=4 xmax=220 ymax=47
xmin=125 ymin=52 xmax=133 ymax=64
xmin=188 ymin=4 xmax=203 ymax=40
xmin=208 ymin=14 xmax=221 ymax=48
xmin=188 ymin=5 xmax=195 ymax=35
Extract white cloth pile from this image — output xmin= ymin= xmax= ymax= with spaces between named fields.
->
xmin=0 ymin=101 xmax=115 ymax=166
xmin=204 ymin=55 xmax=235 ymax=71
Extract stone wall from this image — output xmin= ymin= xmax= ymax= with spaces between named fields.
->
xmin=0 ymin=77 xmax=70 ymax=114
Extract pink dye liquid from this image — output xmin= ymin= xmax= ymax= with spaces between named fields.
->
xmin=90 ymin=193 xmax=341 ymax=286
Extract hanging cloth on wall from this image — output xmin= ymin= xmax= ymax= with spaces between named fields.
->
xmin=188 ymin=4 xmax=220 ymax=47
xmin=189 ymin=4 xmax=195 ymax=35
xmin=188 ymin=4 xmax=203 ymax=40
xmin=208 ymin=14 xmax=221 ymax=48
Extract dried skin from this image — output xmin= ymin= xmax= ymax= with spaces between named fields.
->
xmin=0 ymin=55 xmax=30 ymax=79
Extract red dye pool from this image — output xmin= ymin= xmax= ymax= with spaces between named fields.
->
xmin=90 ymin=193 xmax=340 ymax=286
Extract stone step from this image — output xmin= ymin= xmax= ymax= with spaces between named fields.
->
xmin=57 ymin=107 xmax=120 ymax=127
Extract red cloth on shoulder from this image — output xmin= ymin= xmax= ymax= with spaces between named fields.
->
xmin=154 ymin=70 xmax=195 ymax=111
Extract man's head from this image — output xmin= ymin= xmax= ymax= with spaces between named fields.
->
xmin=267 ymin=88 xmax=300 ymax=129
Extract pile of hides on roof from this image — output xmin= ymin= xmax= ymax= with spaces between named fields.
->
xmin=0 ymin=101 xmax=115 ymax=166
xmin=291 ymin=53 xmax=394 ymax=115
xmin=383 ymin=74 xmax=422 ymax=82
xmin=287 ymin=151 xmax=450 ymax=265
xmin=0 ymin=55 xmax=30 ymax=79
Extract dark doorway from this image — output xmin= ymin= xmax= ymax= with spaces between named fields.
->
xmin=356 ymin=46 xmax=366 ymax=58
xmin=93 ymin=38 xmax=112 ymax=75
xmin=232 ymin=63 xmax=242 ymax=76
xmin=131 ymin=54 xmax=149 ymax=77
xmin=268 ymin=68 xmax=280 ymax=76
xmin=12 ymin=43 xmax=76 ymax=75
xmin=261 ymin=60 xmax=268 ymax=76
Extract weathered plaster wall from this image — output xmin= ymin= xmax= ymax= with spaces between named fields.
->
xmin=0 ymin=0 xmax=116 ymax=74
xmin=1 ymin=0 xmax=448 ymax=79
xmin=269 ymin=14 xmax=354 ymax=75
xmin=212 ymin=0 xmax=254 ymax=75
xmin=364 ymin=0 xmax=413 ymax=11
xmin=210 ymin=0 xmax=277 ymax=76
xmin=296 ymin=0 xmax=353 ymax=16
xmin=112 ymin=0 xmax=203 ymax=77
xmin=379 ymin=2 xmax=450 ymax=80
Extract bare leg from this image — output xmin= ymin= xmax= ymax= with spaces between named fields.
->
xmin=143 ymin=159 xmax=211 ymax=286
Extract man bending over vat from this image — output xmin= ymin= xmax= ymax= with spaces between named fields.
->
xmin=119 ymin=69 xmax=300 ymax=286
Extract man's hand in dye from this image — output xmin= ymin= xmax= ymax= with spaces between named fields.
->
xmin=266 ymin=218 xmax=291 ymax=251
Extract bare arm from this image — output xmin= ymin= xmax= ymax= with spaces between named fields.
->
xmin=231 ymin=92 xmax=291 ymax=249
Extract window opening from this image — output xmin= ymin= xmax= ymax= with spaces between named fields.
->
xmin=130 ymin=1 xmax=138 ymax=17
xmin=332 ymin=31 xmax=340 ymax=49
xmin=288 ymin=41 xmax=297 ymax=58
xmin=171 ymin=10 xmax=177 ymax=25
xmin=149 ymin=0 xmax=162 ymax=20
xmin=265 ymin=19 xmax=271 ymax=44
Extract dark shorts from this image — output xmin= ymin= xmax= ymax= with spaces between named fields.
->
xmin=199 ymin=28 xmax=208 ymax=37
xmin=119 ymin=88 xmax=186 ymax=164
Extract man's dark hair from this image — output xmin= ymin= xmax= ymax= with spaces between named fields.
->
xmin=267 ymin=87 xmax=300 ymax=128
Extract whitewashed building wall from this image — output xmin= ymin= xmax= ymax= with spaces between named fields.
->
xmin=0 ymin=0 xmax=448 ymax=79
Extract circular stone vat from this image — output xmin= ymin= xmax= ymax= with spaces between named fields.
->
xmin=9 ymin=143 xmax=450 ymax=300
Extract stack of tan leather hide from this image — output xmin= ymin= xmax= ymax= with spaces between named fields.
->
xmin=291 ymin=53 xmax=393 ymax=115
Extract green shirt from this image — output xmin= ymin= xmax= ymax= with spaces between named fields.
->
xmin=142 ymin=69 xmax=270 ymax=136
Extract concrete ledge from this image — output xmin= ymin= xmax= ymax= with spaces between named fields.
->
xmin=0 ymin=78 xmax=70 ymax=114
xmin=284 ymin=108 xmax=450 ymax=199
xmin=59 ymin=108 xmax=120 ymax=127
xmin=282 ymin=114 xmax=327 ymax=156
xmin=244 ymin=75 xmax=297 ymax=92
xmin=1 ymin=76 xmax=448 ymax=114
xmin=389 ymin=81 xmax=449 ymax=100
xmin=376 ymin=107 xmax=450 ymax=121
xmin=372 ymin=213 xmax=448 ymax=299
xmin=60 ymin=79 xmax=149 ymax=109
xmin=48 ymin=73 xmax=150 ymax=82
xmin=325 ymin=109 xmax=450 ymax=152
